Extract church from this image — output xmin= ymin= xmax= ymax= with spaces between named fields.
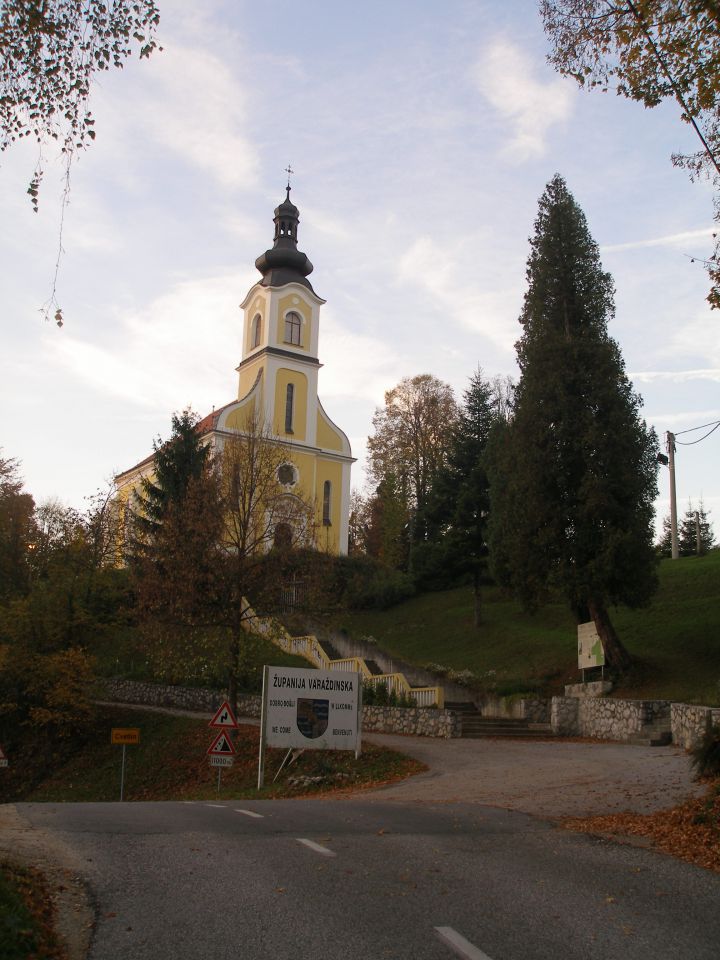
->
xmin=115 ymin=188 xmax=354 ymax=554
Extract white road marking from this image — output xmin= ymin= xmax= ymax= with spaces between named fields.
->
xmin=435 ymin=927 xmax=495 ymax=960
xmin=296 ymin=838 xmax=336 ymax=857
xmin=235 ymin=809 xmax=264 ymax=818
xmin=205 ymin=804 xmax=226 ymax=808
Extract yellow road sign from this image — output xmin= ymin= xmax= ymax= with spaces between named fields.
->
xmin=111 ymin=728 xmax=140 ymax=745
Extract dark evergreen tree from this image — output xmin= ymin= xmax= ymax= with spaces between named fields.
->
xmin=487 ymin=175 xmax=659 ymax=671
xmin=414 ymin=369 xmax=500 ymax=625
xmin=659 ymin=500 xmax=715 ymax=556
xmin=130 ymin=408 xmax=221 ymax=628
xmin=132 ymin=408 xmax=212 ymax=544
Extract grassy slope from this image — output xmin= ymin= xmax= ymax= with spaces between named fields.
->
xmin=93 ymin=627 xmax=313 ymax=687
xmin=338 ymin=552 xmax=720 ymax=704
xmin=0 ymin=706 xmax=423 ymax=804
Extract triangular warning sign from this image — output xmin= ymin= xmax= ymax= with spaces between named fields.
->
xmin=209 ymin=701 xmax=238 ymax=730
xmin=207 ymin=731 xmax=236 ymax=757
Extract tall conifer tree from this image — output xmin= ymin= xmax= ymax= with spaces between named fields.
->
xmin=488 ymin=175 xmax=658 ymax=670
xmin=417 ymin=369 xmax=499 ymax=624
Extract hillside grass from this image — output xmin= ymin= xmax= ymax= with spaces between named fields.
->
xmin=93 ymin=626 xmax=311 ymax=690
xmin=337 ymin=551 xmax=720 ymax=705
xmin=0 ymin=706 xmax=423 ymax=804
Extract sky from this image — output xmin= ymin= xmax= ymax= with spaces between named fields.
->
xmin=1 ymin=0 xmax=718 ymax=540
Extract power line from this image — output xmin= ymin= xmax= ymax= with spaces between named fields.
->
xmin=674 ymin=420 xmax=720 ymax=445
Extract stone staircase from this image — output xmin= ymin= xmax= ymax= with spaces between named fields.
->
xmin=446 ymin=701 xmax=554 ymax=739
xmin=627 ymin=718 xmax=672 ymax=747
xmin=243 ymin=601 xmax=445 ymax=707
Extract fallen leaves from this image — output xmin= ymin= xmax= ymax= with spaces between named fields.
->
xmin=563 ymin=778 xmax=720 ymax=873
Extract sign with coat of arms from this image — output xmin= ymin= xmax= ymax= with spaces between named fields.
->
xmin=259 ymin=665 xmax=361 ymax=753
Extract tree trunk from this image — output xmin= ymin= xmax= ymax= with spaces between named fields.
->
xmin=587 ymin=598 xmax=632 ymax=672
xmin=227 ymin=631 xmax=240 ymax=717
xmin=473 ymin=569 xmax=482 ymax=628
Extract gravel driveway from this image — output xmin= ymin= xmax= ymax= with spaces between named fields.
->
xmin=95 ymin=702 xmax=703 ymax=819
xmin=363 ymin=732 xmax=703 ymax=818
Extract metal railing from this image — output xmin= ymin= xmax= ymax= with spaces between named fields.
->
xmin=241 ymin=599 xmax=444 ymax=708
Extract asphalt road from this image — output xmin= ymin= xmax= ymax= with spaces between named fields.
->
xmin=16 ymin=798 xmax=720 ymax=960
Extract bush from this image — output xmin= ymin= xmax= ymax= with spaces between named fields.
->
xmin=345 ymin=565 xmax=415 ymax=610
xmin=257 ymin=549 xmax=415 ymax=612
xmin=363 ymin=681 xmax=416 ymax=708
xmin=0 ymin=643 xmax=96 ymax=739
xmin=692 ymin=722 xmax=720 ymax=778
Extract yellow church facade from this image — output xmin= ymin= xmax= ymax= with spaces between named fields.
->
xmin=116 ymin=188 xmax=353 ymax=554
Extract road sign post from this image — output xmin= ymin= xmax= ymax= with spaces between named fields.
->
xmin=207 ymin=725 xmax=237 ymax=795
xmin=111 ymin=728 xmax=140 ymax=801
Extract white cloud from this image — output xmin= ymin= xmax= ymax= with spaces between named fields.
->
xmin=103 ymin=42 xmax=260 ymax=191
xmin=47 ymin=271 xmax=253 ymax=413
xmin=649 ymin=409 xmax=720 ymax=428
xmin=471 ymin=40 xmax=575 ymax=161
xmin=319 ymin=307 xmax=404 ymax=403
xmin=396 ymin=235 xmax=518 ymax=353
xmin=602 ymin=227 xmax=715 ymax=254
xmin=631 ymin=369 xmax=720 ymax=383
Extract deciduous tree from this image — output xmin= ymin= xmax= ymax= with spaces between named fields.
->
xmin=367 ymin=374 xmax=458 ymax=551
xmin=1 ymin=1 xmax=161 ymax=322
xmin=487 ymin=174 xmax=659 ymax=671
xmin=540 ymin=0 xmax=720 ymax=307
xmin=215 ymin=414 xmax=313 ymax=710
xmin=0 ymin=452 xmax=35 ymax=601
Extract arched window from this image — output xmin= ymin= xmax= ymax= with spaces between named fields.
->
xmin=285 ymin=383 xmax=294 ymax=434
xmin=251 ymin=313 xmax=262 ymax=348
xmin=284 ymin=311 xmax=302 ymax=346
xmin=322 ymin=480 xmax=332 ymax=526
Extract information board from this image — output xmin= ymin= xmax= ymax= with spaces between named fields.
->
xmin=260 ymin=665 xmax=362 ymax=752
xmin=577 ymin=621 xmax=605 ymax=669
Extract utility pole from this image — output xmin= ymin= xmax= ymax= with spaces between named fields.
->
xmin=666 ymin=431 xmax=679 ymax=560
xmin=695 ymin=510 xmax=701 ymax=556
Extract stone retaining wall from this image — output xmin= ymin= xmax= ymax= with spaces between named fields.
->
xmin=99 ymin=679 xmax=458 ymax=738
xmin=551 ymin=696 xmax=580 ymax=736
xmin=99 ymin=679 xmax=718 ymax=746
xmin=101 ymin=678 xmax=262 ymax=718
xmin=671 ymin=703 xmax=720 ymax=749
xmin=360 ymin=705 xmax=460 ymax=739
xmin=520 ymin=698 xmax=550 ymax=724
xmin=550 ymin=696 xmax=670 ymax=740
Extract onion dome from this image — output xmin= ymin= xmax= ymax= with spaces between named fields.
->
xmin=254 ymin=187 xmax=314 ymax=290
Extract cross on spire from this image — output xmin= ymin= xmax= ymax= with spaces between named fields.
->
xmin=284 ymin=163 xmax=294 ymax=196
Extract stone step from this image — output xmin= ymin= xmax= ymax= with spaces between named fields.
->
xmin=459 ymin=715 xmax=554 ymax=738
xmin=445 ymin=701 xmax=478 ymax=713
xmin=461 ymin=725 xmax=554 ymax=739
xmin=318 ymin=639 xmax=343 ymax=660
xmin=364 ymin=659 xmax=385 ymax=676
xmin=628 ymin=722 xmax=672 ymax=747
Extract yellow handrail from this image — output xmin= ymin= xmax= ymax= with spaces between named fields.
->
xmin=241 ymin=598 xmax=444 ymax=707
